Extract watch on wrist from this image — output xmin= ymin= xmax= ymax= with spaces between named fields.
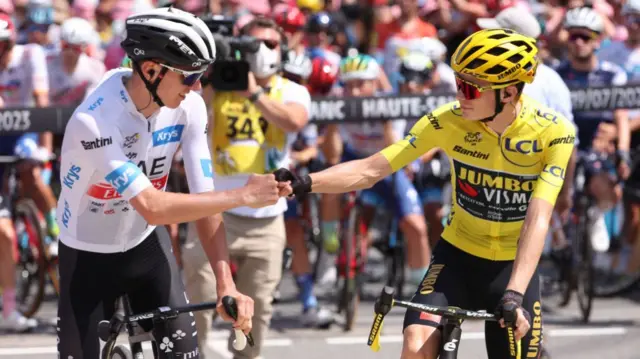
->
xmin=249 ymin=87 xmax=264 ymax=103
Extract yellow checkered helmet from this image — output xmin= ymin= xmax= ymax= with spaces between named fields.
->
xmin=451 ymin=29 xmax=539 ymax=88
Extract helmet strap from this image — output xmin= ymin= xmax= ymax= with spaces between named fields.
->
xmin=480 ymin=89 xmax=506 ymax=123
xmin=133 ymin=61 xmax=168 ymax=108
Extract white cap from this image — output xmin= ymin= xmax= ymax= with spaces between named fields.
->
xmin=476 ymin=7 xmax=541 ymax=39
xmin=60 ymin=17 xmax=96 ymax=45
xmin=624 ymin=0 xmax=640 ymax=15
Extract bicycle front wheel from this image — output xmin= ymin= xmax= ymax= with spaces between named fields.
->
xmin=14 ymin=199 xmax=47 ymax=318
xmin=338 ymin=198 xmax=364 ymax=332
xmin=574 ymin=204 xmax=594 ymax=323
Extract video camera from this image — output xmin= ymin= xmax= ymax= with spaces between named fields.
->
xmin=201 ymin=15 xmax=262 ymax=91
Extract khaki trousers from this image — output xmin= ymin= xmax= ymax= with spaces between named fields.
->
xmin=183 ymin=213 xmax=286 ymax=359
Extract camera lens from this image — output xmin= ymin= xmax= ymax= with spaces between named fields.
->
xmin=221 ymin=65 xmax=239 ymax=83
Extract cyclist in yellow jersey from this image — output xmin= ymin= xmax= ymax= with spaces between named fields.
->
xmin=276 ymin=28 xmax=575 ymax=359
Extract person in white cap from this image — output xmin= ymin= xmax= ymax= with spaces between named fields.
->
xmin=46 ymin=17 xmax=105 ymax=106
xmin=477 ymin=6 xmax=577 ymax=225
xmin=598 ymin=0 xmax=640 ymax=278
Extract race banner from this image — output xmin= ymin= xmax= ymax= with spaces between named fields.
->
xmin=2 ymin=84 xmax=640 ymax=134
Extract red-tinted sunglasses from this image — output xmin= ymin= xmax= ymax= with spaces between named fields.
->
xmin=62 ymin=43 xmax=85 ymax=53
xmin=455 ymin=76 xmax=486 ymax=100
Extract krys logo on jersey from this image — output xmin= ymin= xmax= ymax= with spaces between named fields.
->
xmin=152 ymin=125 xmax=184 ymax=147
xmin=87 ymin=157 xmax=170 ymax=200
xmin=453 ymin=160 xmax=538 ymax=223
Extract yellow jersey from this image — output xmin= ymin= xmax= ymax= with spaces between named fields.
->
xmin=380 ymin=95 xmax=576 ymax=261
xmin=210 ymin=76 xmax=292 ymax=176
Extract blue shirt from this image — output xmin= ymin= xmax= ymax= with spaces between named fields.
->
xmin=554 ymin=60 xmax=627 ymax=149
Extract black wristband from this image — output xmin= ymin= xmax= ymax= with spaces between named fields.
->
xmin=502 ymin=289 xmax=524 ymax=306
xmin=248 ymin=88 xmax=264 ymax=103
xmin=298 ymin=174 xmax=312 ymax=195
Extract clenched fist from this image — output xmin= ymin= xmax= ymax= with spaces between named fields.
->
xmin=243 ymin=174 xmax=280 ymax=208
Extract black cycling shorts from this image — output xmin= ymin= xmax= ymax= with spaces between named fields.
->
xmin=57 ymin=229 xmax=200 ymax=359
xmin=403 ymin=239 xmax=543 ymax=359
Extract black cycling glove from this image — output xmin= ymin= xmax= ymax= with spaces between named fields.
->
xmin=273 ymin=168 xmax=312 ymax=199
xmin=494 ymin=289 xmax=531 ymax=328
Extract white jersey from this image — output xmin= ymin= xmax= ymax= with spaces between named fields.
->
xmin=57 ymin=69 xmax=214 ymax=253
xmin=0 ymin=44 xmax=48 ymax=107
xmin=523 ymin=63 xmax=575 ymax=124
xmin=47 ymin=51 xmax=106 ymax=105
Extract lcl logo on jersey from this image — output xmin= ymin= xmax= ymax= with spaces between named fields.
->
xmin=153 ymin=125 xmax=184 ymax=147
xmin=501 ymin=138 xmax=543 ymax=168
xmin=504 ymin=139 xmax=542 ymax=154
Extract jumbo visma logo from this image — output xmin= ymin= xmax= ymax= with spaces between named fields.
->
xmin=453 ymin=160 xmax=538 ymax=223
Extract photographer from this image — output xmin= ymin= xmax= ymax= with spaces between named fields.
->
xmin=199 ymin=16 xmax=310 ymax=359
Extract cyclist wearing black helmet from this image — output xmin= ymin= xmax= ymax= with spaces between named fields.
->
xmin=305 ymin=11 xmax=341 ymax=67
xmin=56 ymin=7 xmax=287 ymax=358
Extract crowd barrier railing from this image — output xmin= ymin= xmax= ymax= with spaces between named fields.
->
xmin=1 ymin=84 xmax=640 ymax=134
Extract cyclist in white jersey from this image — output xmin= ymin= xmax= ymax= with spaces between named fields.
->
xmin=46 ymin=17 xmax=105 ymax=105
xmin=0 ymin=13 xmax=53 ymax=332
xmin=56 ymin=8 xmax=289 ymax=358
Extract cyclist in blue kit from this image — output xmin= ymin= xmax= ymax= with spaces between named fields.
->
xmin=554 ymin=6 xmax=631 ymax=252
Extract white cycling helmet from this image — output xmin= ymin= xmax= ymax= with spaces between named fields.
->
xmin=339 ymin=54 xmax=380 ymax=82
xmin=60 ymin=17 xmax=96 ymax=46
xmin=283 ymin=50 xmax=313 ymax=79
xmin=623 ymin=0 xmax=640 ymax=15
xmin=564 ymin=7 xmax=604 ymax=33
xmin=414 ymin=37 xmax=447 ymax=63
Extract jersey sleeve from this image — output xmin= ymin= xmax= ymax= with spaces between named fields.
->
xmin=532 ymin=119 xmax=576 ymax=205
xmin=301 ymin=124 xmax=318 ymax=147
xmin=281 ymin=80 xmax=311 ymax=117
xmin=28 ymin=44 xmax=49 ymax=95
xmin=66 ymin=111 xmax=152 ymax=200
xmin=546 ymin=67 xmax=575 ymax=124
xmin=380 ymin=109 xmax=445 ymax=172
xmin=181 ymin=95 xmax=214 ymax=194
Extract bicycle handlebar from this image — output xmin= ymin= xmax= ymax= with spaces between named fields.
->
xmin=124 ymin=296 xmax=255 ymax=351
xmin=368 ymin=286 xmax=497 ymax=353
xmin=221 ymin=296 xmax=255 ymax=350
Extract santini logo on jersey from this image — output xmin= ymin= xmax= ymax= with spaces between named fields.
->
xmin=453 ymin=145 xmax=489 ymax=160
xmin=549 ymin=135 xmax=575 ymax=147
xmin=152 ymin=125 xmax=184 ymax=147
xmin=81 ymin=137 xmax=112 ymax=150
